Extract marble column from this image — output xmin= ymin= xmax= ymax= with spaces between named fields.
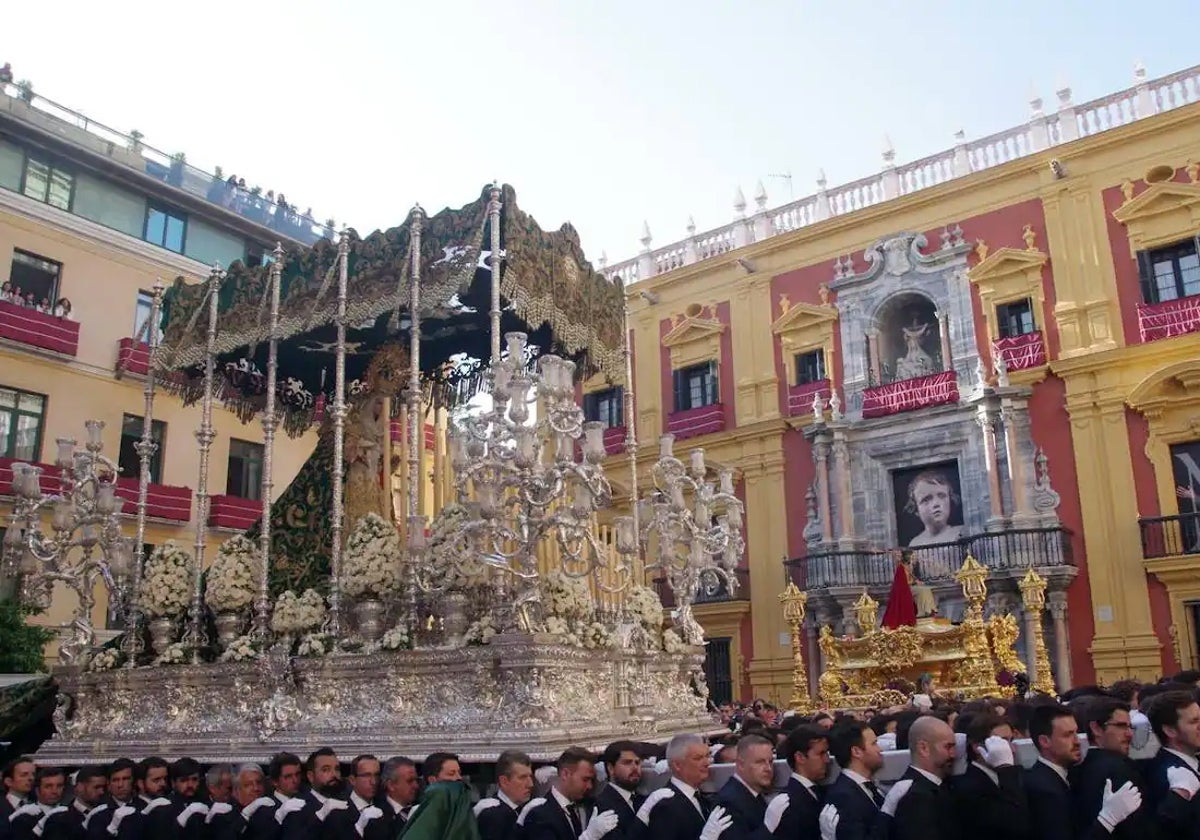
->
xmin=866 ymin=331 xmax=882 ymax=386
xmin=1001 ymin=403 xmax=1032 ymax=518
xmin=1021 ymin=606 xmax=1041 ymax=687
xmin=832 ymin=431 xmax=853 ymax=543
xmin=937 ymin=311 xmax=953 ymax=373
xmin=977 ymin=408 xmax=1006 ymax=521
xmin=813 ymin=431 xmax=833 ymax=542
xmin=1047 ymin=591 xmax=1072 ymax=691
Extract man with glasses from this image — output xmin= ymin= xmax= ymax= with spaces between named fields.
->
xmin=1071 ymin=696 xmax=1192 ymax=840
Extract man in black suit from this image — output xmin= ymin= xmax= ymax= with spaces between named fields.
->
xmin=476 ymin=750 xmax=535 ymax=840
xmin=1024 ymin=703 xmax=1120 ymax=840
xmin=885 ymin=715 xmax=959 ymax=840
xmin=950 ymin=711 xmax=1029 ymax=840
xmin=362 ymin=756 xmax=419 ymax=840
xmin=638 ymin=732 xmax=733 ymax=840
xmin=277 ymin=748 xmax=347 ymax=840
xmin=206 ymin=764 xmax=276 ymax=840
xmin=1070 ymin=696 xmax=1190 ymax=840
xmin=104 ymin=760 xmax=137 ymax=810
xmin=1 ymin=757 xmax=35 ymax=819
xmin=715 ymin=734 xmax=775 ymax=840
xmin=43 ymin=765 xmax=108 ymax=840
xmin=592 ymin=743 xmax=643 ymax=840
xmin=766 ymin=724 xmax=831 ymax=838
xmin=1143 ymin=689 xmax=1200 ymax=834
xmin=823 ymin=720 xmax=887 ymax=840
xmin=141 ymin=757 xmax=210 ymax=840
xmin=320 ymin=754 xmax=379 ymax=840
xmin=267 ymin=753 xmax=304 ymax=808
xmin=133 ymin=757 xmax=170 ymax=808
xmin=519 ymin=747 xmax=618 ymax=840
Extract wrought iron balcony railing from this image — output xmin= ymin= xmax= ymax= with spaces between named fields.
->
xmin=785 ymin=525 xmax=1074 ymax=591
xmin=1140 ymin=512 xmax=1200 ymax=559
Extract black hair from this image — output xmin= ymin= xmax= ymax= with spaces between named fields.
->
xmin=268 ymin=752 xmax=302 ymax=782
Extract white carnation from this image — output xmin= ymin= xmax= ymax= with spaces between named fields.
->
xmin=270 ymin=589 xmax=327 ymax=634
xmin=205 ymin=535 xmax=260 ymax=612
xmin=379 ymin=625 xmax=410 ymax=651
xmin=218 ymin=634 xmax=260 ymax=662
xmin=463 ymin=615 xmax=496 ymax=646
xmin=297 ymin=632 xmax=332 ymax=657
xmin=625 ymin=586 xmax=664 ymax=632
xmin=342 ymin=514 xmax=401 ymax=598
xmin=139 ymin=542 xmax=192 ymax=618
xmin=87 ymin=648 xmax=123 ymax=672
xmin=154 ymin=641 xmax=189 ymax=665
xmin=662 ymin=628 xmax=687 ymax=653
xmin=540 ymin=571 xmax=595 ymax=622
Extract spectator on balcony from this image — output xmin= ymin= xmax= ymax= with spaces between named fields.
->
xmin=35 ymin=297 xmax=50 ymax=314
xmin=1 ymin=282 xmax=12 ymax=303
xmin=54 ymin=298 xmax=72 ymax=319
xmin=22 ymin=291 xmax=35 ymax=308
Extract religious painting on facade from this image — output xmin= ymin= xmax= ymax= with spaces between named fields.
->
xmin=891 ymin=461 xmax=965 ymax=548
xmin=1170 ymin=440 xmax=1200 ymax=555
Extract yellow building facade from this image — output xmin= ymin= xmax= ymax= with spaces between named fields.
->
xmin=602 ymin=65 xmax=1200 ymax=702
xmin=0 ymin=83 xmax=319 ymax=661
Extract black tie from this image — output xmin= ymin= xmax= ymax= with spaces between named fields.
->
xmin=696 ymin=791 xmax=713 ymax=818
xmin=631 ymin=793 xmax=645 ymax=813
xmin=567 ymin=804 xmax=583 ymax=837
xmin=865 ymin=781 xmax=884 ymax=808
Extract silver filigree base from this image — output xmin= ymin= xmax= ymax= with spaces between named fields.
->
xmin=38 ymin=636 xmax=716 ymax=763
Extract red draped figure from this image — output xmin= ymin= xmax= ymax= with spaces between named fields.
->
xmin=881 ymin=554 xmax=917 ymax=629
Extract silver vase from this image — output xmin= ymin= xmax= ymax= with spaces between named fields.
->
xmin=443 ymin=592 xmax=469 ymax=645
xmin=352 ymin=598 xmax=386 ymax=645
xmin=214 ymin=611 xmax=246 ymax=649
xmin=147 ymin=616 xmax=175 ymax=655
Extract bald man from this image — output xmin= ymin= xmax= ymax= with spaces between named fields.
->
xmin=885 ymin=716 xmax=960 ymax=840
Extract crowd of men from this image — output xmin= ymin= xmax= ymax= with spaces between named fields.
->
xmin=3 ymin=672 xmax=1200 ymax=840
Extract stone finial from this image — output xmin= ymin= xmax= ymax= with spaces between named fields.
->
xmin=1187 ymin=161 xmax=1200 ymax=184
xmin=640 ymin=221 xmax=652 ymax=251
xmin=1133 ymin=60 xmax=1147 ymax=83
xmin=754 ymin=180 xmax=768 ymax=212
xmin=975 ymin=356 xmax=989 ymax=388
xmin=802 ymin=482 xmax=823 ymax=544
xmin=817 ymin=169 xmax=828 ymax=189
xmin=1120 ymin=179 xmax=1136 ymax=202
xmin=1029 ymin=91 xmax=1045 ymax=117
xmin=882 ymin=135 xmax=896 ymax=166
xmin=1056 ymin=82 xmax=1072 ymax=107
xmin=686 ymin=215 xmax=696 ymax=236
xmin=954 ymin=129 xmax=966 ymax=144
xmin=992 ymin=347 xmax=1010 ymax=387
xmin=828 ymin=390 xmax=842 ymax=420
xmin=598 ymin=251 xmax=608 ymax=270
xmin=733 ymin=186 xmax=747 ymax=218
xmin=974 ymin=239 xmax=989 ymax=262
xmin=811 ymin=391 xmax=825 ymax=423
xmin=1022 ymin=224 xmax=1037 ymax=251
xmin=778 ymin=293 xmax=792 ymax=316
xmin=1032 ymin=447 xmax=1062 ymax=515
xmin=818 ymin=284 xmax=831 ymax=306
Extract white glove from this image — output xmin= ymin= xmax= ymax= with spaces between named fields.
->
xmin=206 ymin=802 xmax=233 ymax=823
xmin=977 ymin=735 xmax=1015 ymax=768
xmin=275 ymin=797 xmax=307 ymax=824
xmin=83 ymin=804 xmax=109 ymax=830
xmin=11 ymin=803 xmax=43 ymax=821
xmin=473 ymin=798 xmax=501 ymax=817
xmin=636 ymin=788 xmax=674 ymax=825
xmin=242 ymin=797 xmax=276 ymax=819
xmin=32 ymin=807 xmax=66 ymax=838
xmin=819 ymin=804 xmax=839 ymax=840
xmin=355 ymin=806 xmax=384 ymax=836
xmin=764 ymin=794 xmax=790 ymax=833
xmin=177 ymin=802 xmax=209 ymax=826
xmin=316 ymin=799 xmax=349 ymax=822
xmin=516 ymin=798 xmax=546 ymax=827
xmin=581 ymin=809 xmax=620 ymax=840
xmin=107 ymin=805 xmax=136 ymax=836
xmin=1097 ymin=780 xmax=1142 ymax=832
xmin=141 ymin=797 xmax=172 ymax=814
xmin=881 ymin=779 xmax=913 ymax=817
xmin=1167 ymin=766 xmax=1200 ymax=798
xmin=699 ymin=805 xmax=732 ymax=840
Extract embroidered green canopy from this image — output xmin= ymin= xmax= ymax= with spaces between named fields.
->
xmin=158 ymin=184 xmax=626 ymax=429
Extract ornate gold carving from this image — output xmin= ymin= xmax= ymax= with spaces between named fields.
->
xmin=779 ymin=583 xmax=815 ymax=713
xmin=852 ymin=591 xmax=879 ymax=632
xmin=1019 ymin=568 xmax=1056 ymax=695
xmin=987 ymin=613 xmax=1025 ymax=676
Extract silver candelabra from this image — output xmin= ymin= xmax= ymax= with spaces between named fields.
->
xmin=444 ymin=331 xmax=627 ymax=632
xmin=614 ymin=433 xmax=744 ymax=645
xmin=2 ymin=421 xmax=134 ymax=665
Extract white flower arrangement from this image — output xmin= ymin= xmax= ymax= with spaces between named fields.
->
xmin=342 ymin=513 xmax=401 ymax=598
xmin=463 ymin=615 xmax=496 ymax=646
xmin=87 ymin=648 xmax=124 ymax=672
xmin=581 ymin=621 xmax=614 ymax=650
xmin=155 ymin=642 xmax=189 ymax=665
xmin=625 ymin=585 xmax=664 ymax=633
xmin=218 ymin=634 xmax=260 ymax=663
xmin=428 ymin=503 xmax=490 ymax=589
xmin=662 ymin=628 xmax=687 ymax=653
xmin=270 ymin=589 xmax=326 ymax=634
xmin=297 ymin=632 xmax=333 ymax=657
xmin=205 ymin=535 xmax=259 ymax=612
xmin=139 ymin=542 xmax=191 ymax=618
xmin=379 ymin=625 xmax=410 ymax=651
xmin=540 ymin=571 xmax=595 ymax=622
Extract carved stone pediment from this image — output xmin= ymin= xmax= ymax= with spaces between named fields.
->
xmin=662 ymin=315 xmax=725 ymax=368
xmin=771 ymin=299 xmax=837 ymax=344
xmin=1112 ymin=181 xmax=1200 ymax=251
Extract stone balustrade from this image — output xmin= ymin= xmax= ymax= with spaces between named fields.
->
xmin=604 ymin=63 xmax=1200 ymax=284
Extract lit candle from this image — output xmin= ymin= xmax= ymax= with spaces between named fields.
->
xmin=55 ymin=438 xmax=76 ymax=468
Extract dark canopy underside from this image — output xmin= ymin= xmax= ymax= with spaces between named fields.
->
xmin=158 ymin=184 xmax=625 ymax=432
